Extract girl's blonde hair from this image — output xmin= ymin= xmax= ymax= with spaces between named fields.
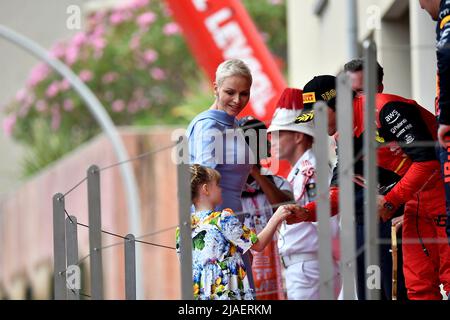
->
xmin=215 ymin=59 xmax=253 ymax=87
xmin=190 ymin=164 xmax=221 ymax=200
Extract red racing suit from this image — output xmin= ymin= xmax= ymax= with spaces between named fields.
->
xmin=303 ymin=93 xmax=450 ymax=299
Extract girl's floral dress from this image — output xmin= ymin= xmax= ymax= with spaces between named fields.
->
xmin=176 ymin=208 xmax=258 ymax=300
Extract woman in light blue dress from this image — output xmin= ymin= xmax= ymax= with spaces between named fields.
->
xmin=185 ymin=59 xmax=256 ymax=290
xmin=186 ymin=59 xmax=254 ymax=214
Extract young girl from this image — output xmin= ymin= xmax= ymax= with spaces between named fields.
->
xmin=176 ymin=164 xmax=292 ymax=300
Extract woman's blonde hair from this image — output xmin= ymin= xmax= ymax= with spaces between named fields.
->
xmin=190 ymin=164 xmax=221 ymax=200
xmin=215 ymin=59 xmax=252 ymax=87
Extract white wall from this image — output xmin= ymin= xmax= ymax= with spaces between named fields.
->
xmin=287 ymin=0 xmax=348 ymax=88
xmin=409 ymin=0 xmax=437 ymax=112
xmin=287 ymin=0 xmax=437 ymax=113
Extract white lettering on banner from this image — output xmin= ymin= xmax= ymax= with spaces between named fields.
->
xmin=254 ymin=268 xmax=273 ymax=281
xmin=192 ymin=0 xmax=207 ymax=12
xmin=205 ymin=8 xmax=275 ymax=117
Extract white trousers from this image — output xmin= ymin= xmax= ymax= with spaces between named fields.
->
xmin=285 ymin=259 xmax=341 ymax=300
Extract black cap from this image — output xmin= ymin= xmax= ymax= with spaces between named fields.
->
xmin=302 ymin=75 xmax=337 ymax=111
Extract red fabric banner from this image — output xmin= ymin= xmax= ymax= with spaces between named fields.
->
xmin=165 ymin=0 xmax=287 ymax=122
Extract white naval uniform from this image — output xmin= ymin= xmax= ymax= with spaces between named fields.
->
xmin=278 ymin=149 xmax=341 ymax=300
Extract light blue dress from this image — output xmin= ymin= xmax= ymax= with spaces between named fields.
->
xmin=186 ymin=109 xmax=253 ymax=213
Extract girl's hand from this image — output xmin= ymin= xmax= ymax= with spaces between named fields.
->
xmin=284 ymin=204 xmax=310 ymax=224
xmin=272 ymin=205 xmax=293 ymax=224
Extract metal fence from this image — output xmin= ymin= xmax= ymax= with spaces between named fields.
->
xmin=42 ymin=37 xmax=450 ymax=300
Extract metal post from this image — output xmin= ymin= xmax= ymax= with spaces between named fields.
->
xmin=124 ymin=234 xmax=136 ymax=300
xmin=363 ymin=39 xmax=380 ymax=300
xmin=336 ymin=72 xmax=357 ymax=299
xmin=53 ymin=193 xmax=66 ymax=300
xmin=87 ymin=165 xmax=104 ymax=300
xmin=66 ymin=215 xmax=80 ymax=300
xmin=176 ymin=134 xmax=193 ymax=300
xmin=313 ymin=101 xmax=334 ymax=300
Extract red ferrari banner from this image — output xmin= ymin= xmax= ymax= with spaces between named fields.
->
xmin=165 ymin=0 xmax=287 ymax=122
xmin=251 ymin=241 xmax=285 ymax=300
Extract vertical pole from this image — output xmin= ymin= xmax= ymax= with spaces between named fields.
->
xmin=336 ymin=72 xmax=357 ymax=299
xmin=87 ymin=165 xmax=104 ymax=300
xmin=53 ymin=193 xmax=66 ymax=300
xmin=124 ymin=234 xmax=136 ymax=300
xmin=346 ymin=0 xmax=359 ymax=60
xmin=66 ymin=215 xmax=80 ymax=300
xmin=176 ymin=134 xmax=193 ymax=300
xmin=313 ymin=101 xmax=335 ymax=300
xmin=363 ymin=39 xmax=380 ymax=300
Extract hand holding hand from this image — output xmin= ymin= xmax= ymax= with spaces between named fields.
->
xmin=282 ymin=204 xmax=311 ymax=224
xmin=272 ymin=205 xmax=295 ymax=224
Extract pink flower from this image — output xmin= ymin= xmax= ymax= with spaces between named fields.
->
xmin=90 ymin=36 xmax=106 ymax=59
xmin=150 ymin=67 xmax=166 ymax=80
xmin=72 ymin=32 xmax=87 ymax=47
xmin=2 ymin=114 xmax=16 ymax=137
xmin=18 ymin=104 xmax=31 ymax=118
xmin=50 ymin=42 xmax=66 ymax=59
xmin=15 ymin=88 xmax=27 ymax=102
xmin=51 ymin=106 xmax=61 ymax=131
xmin=90 ymin=37 xmax=106 ymax=51
xmin=65 ymin=45 xmax=79 ymax=65
xmin=143 ymin=49 xmax=158 ymax=64
xmin=27 ymin=63 xmax=50 ymax=87
xmin=102 ymin=72 xmax=119 ymax=84
xmin=137 ymin=12 xmax=156 ymax=29
xmin=46 ymin=81 xmax=60 ymax=98
xmin=129 ymin=34 xmax=141 ymax=50
xmin=89 ymin=11 xmax=106 ymax=23
xmin=79 ymin=70 xmax=93 ymax=82
xmin=112 ymin=99 xmax=125 ymax=112
xmin=35 ymin=100 xmax=47 ymax=112
xmin=92 ymin=24 xmax=105 ymax=38
xmin=128 ymin=100 xmax=140 ymax=113
xmin=110 ymin=11 xmax=125 ymax=25
xmin=23 ymin=92 xmax=34 ymax=110
xmin=60 ymin=79 xmax=71 ymax=91
xmin=163 ymin=22 xmax=180 ymax=36
xmin=133 ymin=0 xmax=150 ymax=9
xmin=63 ymin=99 xmax=75 ymax=111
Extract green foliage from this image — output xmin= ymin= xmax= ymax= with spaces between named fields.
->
xmin=3 ymin=0 xmax=286 ymax=177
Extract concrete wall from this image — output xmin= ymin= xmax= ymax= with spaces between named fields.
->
xmin=0 ymin=127 xmax=182 ymax=299
xmin=287 ymin=0 xmax=437 ymax=112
